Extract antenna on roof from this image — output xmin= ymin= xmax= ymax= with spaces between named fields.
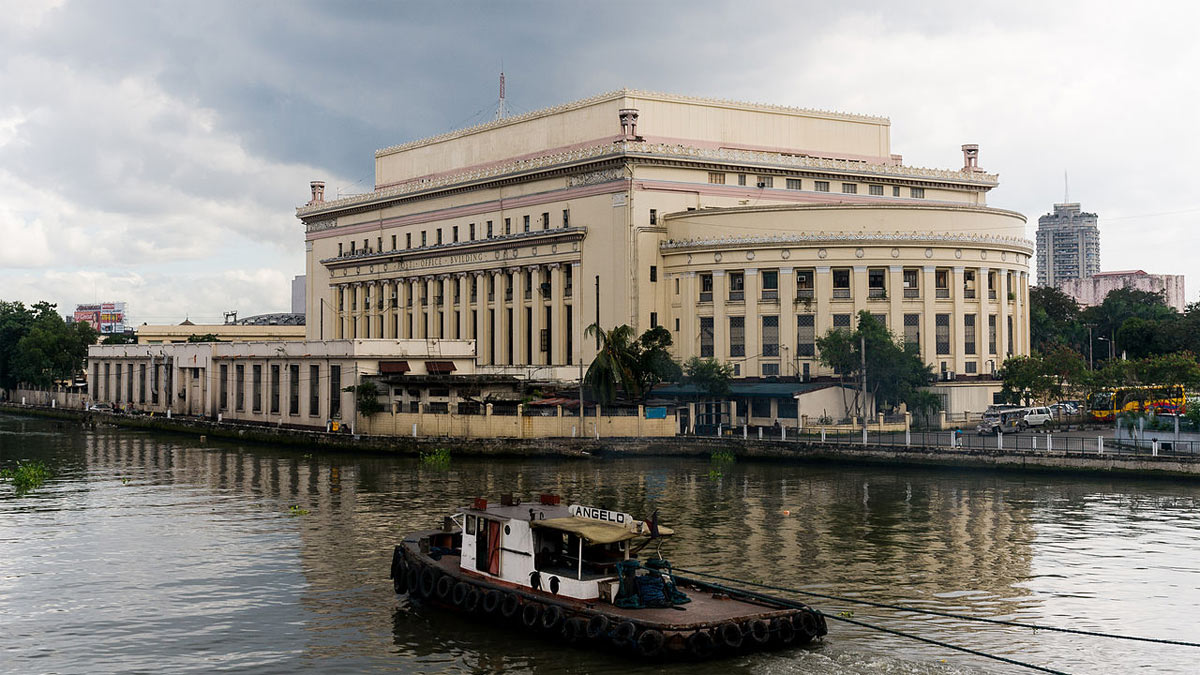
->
xmin=1064 ymin=170 xmax=1070 ymax=203
xmin=495 ymin=70 xmax=507 ymax=120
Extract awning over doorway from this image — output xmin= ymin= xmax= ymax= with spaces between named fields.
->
xmin=379 ymin=360 xmax=410 ymax=374
xmin=425 ymin=360 xmax=457 ymax=375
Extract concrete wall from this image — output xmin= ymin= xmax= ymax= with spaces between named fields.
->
xmin=357 ymin=405 xmax=675 ymax=439
xmin=1057 ymin=272 xmax=1186 ymax=312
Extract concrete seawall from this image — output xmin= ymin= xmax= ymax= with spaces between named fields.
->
xmin=5 ymin=403 xmax=1200 ymax=479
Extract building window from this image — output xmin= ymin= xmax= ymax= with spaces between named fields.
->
xmin=796 ymin=269 xmax=814 ymax=299
xmin=786 ymin=178 xmax=802 ymax=190
xmin=756 ymin=176 xmax=773 ymax=188
xmin=377 ymin=236 xmax=382 ymax=252
xmin=989 ymin=314 xmax=998 ymax=354
xmin=504 ymin=217 xmax=511 ymax=235
xmin=868 ymin=268 xmax=886 ymax=298
xmin=562 ymin=209 xmax=569 ymax=227
xmin=270 ymin=364 xmax=280 ymax=414
xmin=289 ymin=364 xmax=300 ymax=415
xmin=832 ymin=268 xmax=851 ymax=299
xmin=964 ymin=270 xmax=977 ymax=299
xmin=833 ymin=314 xmax=852 ymax=333
xmin=252 ymin=365 xmax=262 ymax=412
xmin=842 ymin=183 xmax=857 ymax=194
xmin=421 ymin=231 xmax=427 ymax=247
xmin=893 ymin=186 xmax=901 ymax=197
xmin=649 ymin=209 xmax=657 ymax=225
xmin=338 ymin=243 xmax=343 ymax=256
xmin=728 ymin=272 xmax=744 ymax=301
xmin=540 ymin=212 xmax=549 ymax=231
xmin=235 ymin=365 xmax=245 ymax=411
xmin=911 ymin=187 xmax=925 ymax=199
xmin=700 ymin=317 xmax=714 ymax=357
xmin=797 ymin=315 xmax=815 ymax=357
xmin=523 ymin=215 xmax=530 ymax=232
xmin=904 ymin=314 xmax=920 ymax=349
xmin=649 ymin=265 xmax=657 ymax=282
xmin=935 ymin=269 xmax=950 ymax=298
xmin=675 ymin=317 xmax=680 ymax=331
xmin=1007 ymin=316 xmax=1014 ymax=355
xmin=329 ymin=365 xmax=341 ymax=418
xmin=737 ymin=174 xmax=746 ymax=186
xmin=964 ymin=314 xmax=977 ymax=355
xmin=870 ymin=313 xmax=887 ymax=329
xmin=761 ymin=270 xmax=778 ymax=300
xmin=219 ymin=364 xmax=228 ymax=411
xmin=139 ymin=364 xmax=146 ymax=404
xmin=674 ymin=278 xmax=679 ymax=295
xmin=650 ymin=312 xmax=658 ymax=329
xmin=814 ymin=181 xmax=830 ymax=192
xmin=762 ymin=315 xmax=779 ymax=356
xmin=903 ymin=268 xmax=919 ymax=298
xmin=708 ymin=172 xmax=725 ymax=184
xmin=451 ymin=226 xmax=458 ymax=242
xmin=436 ymin=229 xmax=443 ymax=245
xmin=762 ymin=363 xmax=780 ymax=377
xmin=405 ymin=233 xmax=412 ymax=249
xmin=486 ymin=220 xmax=493 ymax=238
xmin=729 ymin=316 xmax=745 ymax=357
xmin=936 ymin=314 xmax=951 ymax=355
xmin=699 ymin=273 xmax=713 ymax=302
xmin=869 ymin=184 xmax=884 ymax=196
xmin=309 ymin=365 xmax=320 ymax=416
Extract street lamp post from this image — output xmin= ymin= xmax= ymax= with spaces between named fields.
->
xmin=1085 ymin=323 xmax=1095 ymax=370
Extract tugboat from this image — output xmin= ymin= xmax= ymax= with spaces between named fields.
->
xmin=389 ymin=494 xmax=827 ymax=660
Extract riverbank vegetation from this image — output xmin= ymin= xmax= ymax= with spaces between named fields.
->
xmin=0 ymin=301 xmax=97 ymax=389
xmin=0 ymin=461 xmax=52 ymax=493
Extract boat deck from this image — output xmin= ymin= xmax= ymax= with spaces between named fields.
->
xmin=427 ymin=552 xmax=794 ymax=629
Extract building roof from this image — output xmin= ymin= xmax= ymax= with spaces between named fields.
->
xmin=1093 ymin=270 xmax=1147 ymax=277
xmin=653 ymin=382 xmax=839 ymax=398
xmin=233 ymin=312 xmax=306 ymax=326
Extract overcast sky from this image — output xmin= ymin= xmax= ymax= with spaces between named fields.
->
xmin=3 ymin=0 xmax=1197 ymax=325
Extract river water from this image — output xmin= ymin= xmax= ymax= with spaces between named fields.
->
xmin=3 ymin=412 xmax=1199 ymax=674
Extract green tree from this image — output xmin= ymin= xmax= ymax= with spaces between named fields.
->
xmin=681 ymin=357 xmax=734 ymax=398
xmin=816 ymin=312 xmax=934 ymax=417
xmin=0 ymin=301 xmax=37 ymax=389
xmin=583 ymin=323 xmax=640 ymax=405
xmin=999 ymin=354 xmax=1051 ymax=405
xmin=185 ymin=333 xmax=224 ymax=343
xmin=1082 ymin=288 xmax=1177 ymax=361
xmin=101 ymin=333 xmax=137 ymax=345
xmin=908 ymin=389 xmax=943 ymax=428
xmin=9 ymin=303 xmax=97 ymax=387
xmin=346 ymin=380 xmax=384 ymax=416
xmin=632 ymin=326 xmax=682 ymax=400
xmin=1029 ymin=286 xmax=1084 ymax=353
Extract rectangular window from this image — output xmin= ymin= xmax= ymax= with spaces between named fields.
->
xmin=868 ymin=268 xmax=886 ymax=298
xmin=762 ymin=315 xmax=779 ymax=356
xmin=1007 ymin=316 xmax=1014 ymax=355
xmin=762 ymin=363 xmax=780 ymax=377
xmin=814 ymin=181 xmax=830 ymax=192
xmin=309 ymin=365 xmax=320 ymax=416
xmin=139 ymin=364 xmax=146 ymax=404
xmin=252 ymin=365 xmax=262 ymax=412
xmin=904 ymin=314 xmax=921 ymax=349
xmin=330 ymin=365 xmax=341 ymax=418
xmin=778 ymin=398 xmax=798 ymax=418
xmin=987 ymin=271 xmax=996 ymax=299
xmin=728 ymin=272 xmax=744 ymax=301
xmin=219 ymin=364 xmax=228 ymax=410
xmin=756 ymin=176 xmax=773 ymax=188
xmin=832 ymin=268 xmax=851 ymax=299
xmin=833 ymin=314 xmax=852 ymax=333
xmin=391 ymin=234 xmax=397 ymax=250
xmin=893 ymin=186 xmax=901 ymax=197
xmin=796 ymin=269 xmax=814 ymax=299
xmin=964 ymin=270 xmax=977 ymax=299
xmin=468 ymin=223 xmax=475 ymax=240
xmin=699 ymin=274 xmax=713 ymax=302
xmin=674 ymin=317 xmax=679 ymax=331
xmin=708 ymin=172 xmax=725 ymax=184
xmin=674 ymin=278 xmax=679 ymax=295
xmin=964 ymin=314 xmax=977 ymax=355
xmin=104 ymin=363 xmax=110 ymax=401
xmin=649 ymin=209 xmax=657 ymax=225
xmin=523 ymin=215 xmax=530 ymax=232
xmin=151 ymin=363 xmax=159 ymax=405
xmin=421 ymin=231 xmax=427 ymax=246
xmin=797 ymin=315 xmax=815 ymax=357
xmin=988 ymin=314 xmax=998 ymax=354
xmin=436 ymin=229 xmax=443 ymax=245
xmin=870 ymin=313 xmax=887 ymax=329
xmin=562 ymin=209 xmax=570 ymax=227
xmin=700 ymin=317 xmax=714 ymax=357
xmin=452 ymin=225 xmax=459 ymax=242
xmin=289 ymin=364 xmax=300 ymax=415
xmin=737 ymin=173 xmax=746 ymax=186
xmin=486 ymin=220 xmax=493 ymax=238
xmin=235 ymin=365 xmax=245 ymax=411
xmin=650 ymin=311 xmax=658 ymax=329
xmin=935 ymin=269 xmax=950 ymax=298
xmin=903 ymin=268 xmax=919 ymax=298
xmin=761 ymin=270 xmax=778 ymax=300
xmin=869 ymin=184 xmax=884 ymax=196
xmin=911 ymin=187 xmax=925 ymax=199
xmin=338 ymin=242 xmax=343 ymax=256
xmin=377 ymin=236 xmax=382 ymax=252
xmin=406 ymin=233 xmax=412 ymax=249
xmin=541 ymin=212 xmax=549 ymax=230
xmin=270 ymin=365 xmax=280 ymax=414
xmin=842 ymin=183 xmax=857 ymax=194
xmin=729 ymin=316 xmax=745 ymax=357
xmin=504 ymin=217 xmax=511 ymax=235
xmin=649 ymin=265 xmax=657 ymax=282
xmin=936 ymin=314 xmax=951 ymax=355
xmin=786 ymin=178 xmax=802 ymax=190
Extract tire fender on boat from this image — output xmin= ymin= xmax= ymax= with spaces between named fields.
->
xmin=435 ymin=575 xmax=454 ymax=601
xmin=500 ymin=592 xmax=521 ymax=619
xmin=389 ymin=546 xmax=404 ymax=580
xmin=636 ymin=629 xmax=665 ymax=657
xmin=585 ymin=614 xmax=610 ymax=640
xmin=452 ymin=581 xmax=470 ymax=607
xmin=521 ymin=602 xmax=542 ymax=629
xmin=611 ymin=620 xmax=638 ymax=647
xmin=405 ymin=567 xmax=420 ymax=596
xmin=747 ymin=619 xmax=770 ymax=645
xmin=717 ymin=622 xmax=743 ymax=650
xmin=482 ymin=590 xmax=503 ymax=614
xmin=795 ymin=610 xmax=820 ymax=640
xmin=562 ymin=617 xmax=588 ymax=644
xmin=540 ymin=604 xmax=564 ymax=632
xmin=419 ymin=567 xmax=438 ymax=599
xmin=773 ymin=617 xmax=797 ymax=645
xmin=463 ymin=587 xmax=481 ymax=613
xmin=391 ymin=554 xmax=408 ymax=594
xmin=686 ymin=630 xmax=715 ymax=659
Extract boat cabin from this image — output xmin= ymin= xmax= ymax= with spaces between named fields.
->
xmin=454 ymin=496 xmax=667 ymax=601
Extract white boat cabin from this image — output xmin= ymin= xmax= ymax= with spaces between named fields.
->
xmin=454 ymin=497 xmax=669 ymax=602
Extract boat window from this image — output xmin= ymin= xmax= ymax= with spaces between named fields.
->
xmin=465 ymin=514 xmax=476 ymax=535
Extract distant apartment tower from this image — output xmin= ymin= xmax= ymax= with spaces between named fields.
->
xmin=1036 ymin=202 xmax=1100 ymax=286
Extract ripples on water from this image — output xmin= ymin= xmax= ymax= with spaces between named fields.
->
xmin=3 ymin=413 xmax=1200 ymax=674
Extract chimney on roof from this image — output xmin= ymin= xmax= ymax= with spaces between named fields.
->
xmin=961 ymin=144 xmax=981 ymax=172
xmin=308 ymin=180 xmax=326 ymax=205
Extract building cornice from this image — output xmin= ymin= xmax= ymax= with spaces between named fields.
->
xmin=662 ymin=202 xmax=1027 ymax=223
xmin=660 ymin=231 xmax=1035 ymax=255
xmin=320 ymin=226 xmax=587 ymax=268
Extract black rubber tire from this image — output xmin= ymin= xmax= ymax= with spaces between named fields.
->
xmin=452 ymin=581 xmax=470 ymax=607
xmin=391 ymin=557 xmax=408 ymax=594
xmin=718 ymin=622 xmax=743 ymax=650
xmin=521 ymin=603 xmax=542 ymax=630
xmin=747 ymin=619 xmax=770 ymax=645
xmin=500 ymin=593 xmax=520 ymax=619
xmin=435 ymin=575 xmax=454 ymax=601
xmin=562 ymin=617 xmax=587 ymax=645
xmin=795 ymin=611 xmax=820 ymax=640
xmin=405 ymin=567 xmax=420 ymax=597
xmin=773 ymin=617 xmax=797 ymax=645
xmin=636 ymin=629 xmax=665 ymax=657
xmin=814 ymin=610 xmax=828 ymax=636
xmin=687 ymin=630 xmax=715 ymax=659
xmin=419 ymin=567 xmax=437 ymax=599
xmin=540 ymin=604 xmax=564 ymax=632
xmin=611 ymin=620 xmax=638 ymax=648
xmin=585 ymin=614 xmax=610 ymax=640
xmin=389 ymin=546 xmax=404 ymax=580
xmin=463 ymin=587 xmax=481 ymax=613
xmin=482 ymin=590 xmax=502 ymax=614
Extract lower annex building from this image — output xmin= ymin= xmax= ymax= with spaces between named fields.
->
xmin=88 ymin=89 xmax=1032 ymax=428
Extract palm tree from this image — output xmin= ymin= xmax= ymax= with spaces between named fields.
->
xmin=583 ymin=323 xmax=640 ymax=405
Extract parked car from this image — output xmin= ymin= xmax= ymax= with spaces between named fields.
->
xmin=1023 ymin=406 xmax=1053 ymax=428
xmin=87 ymin=403 xmax=113 ymax=412
xmin=1050 ymin=402 xmax=1078 ymax=418
xmin=976 ymin=409 xmax=1027 ymax=435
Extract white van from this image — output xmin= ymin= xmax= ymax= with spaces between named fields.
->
xmin=1022 ymin=407 xmax=1053 ymax=428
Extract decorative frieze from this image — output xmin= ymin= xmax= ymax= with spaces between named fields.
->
xmin=660 ymin=231 xmax=1033 ymax=253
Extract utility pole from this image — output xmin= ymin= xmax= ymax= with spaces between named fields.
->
xmin=594 ymin=275 xmax=600 ymax=348
xmin=860 ymin=332 xmax=867 ymax=423
xmin=1085 ymin=323 xmax=1094 ymax=370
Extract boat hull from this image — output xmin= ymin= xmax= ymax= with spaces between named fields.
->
xmin=390 ymin=535 xmax=827 ymax=661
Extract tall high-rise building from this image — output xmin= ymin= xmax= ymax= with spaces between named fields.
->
xmin=1035 ymin=202 xmax=1100 ymax=286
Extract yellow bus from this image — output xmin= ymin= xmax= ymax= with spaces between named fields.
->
xmin=1087 ymin=385 xmax=1186 ymax=422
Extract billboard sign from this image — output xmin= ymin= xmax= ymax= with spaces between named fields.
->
xmin=74 ymin=302 xmax=127 ymax=334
